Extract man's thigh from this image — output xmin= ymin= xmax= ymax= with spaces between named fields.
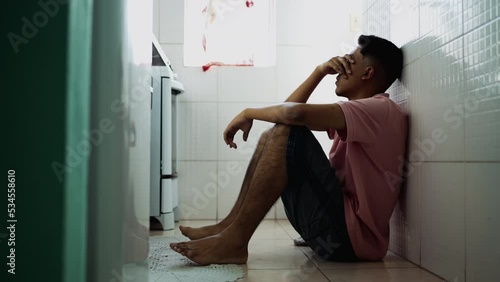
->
xmin=281 ymin=126 xmax=357 ymax=262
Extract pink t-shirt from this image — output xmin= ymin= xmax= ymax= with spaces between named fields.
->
xmin=328 ymin=93 xmax=407 ymax=261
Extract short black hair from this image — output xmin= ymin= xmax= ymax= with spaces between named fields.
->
xmin=358 ymin=35 xmax=403 ymax=86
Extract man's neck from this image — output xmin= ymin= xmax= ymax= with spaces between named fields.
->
xmin=347 ymin=89 xmax=381 ymax=100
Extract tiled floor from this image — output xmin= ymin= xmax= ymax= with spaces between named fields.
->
xmin=150 ymin=220 xmax=446 ymax=282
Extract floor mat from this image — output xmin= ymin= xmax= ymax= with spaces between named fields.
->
xmin=148 ymin=236 xmax=245 ymax=282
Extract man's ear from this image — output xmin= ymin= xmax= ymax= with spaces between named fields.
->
xmin=361 ymin=66 xmax=375 ymax=80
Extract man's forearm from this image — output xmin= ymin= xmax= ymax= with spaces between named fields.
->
xmin=244 ymin=103 xmax=303 ymax=125
xmin=284 ymin=67 xmax=326 ymax=103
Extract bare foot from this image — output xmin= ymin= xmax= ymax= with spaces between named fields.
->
xmin=179 ymin=222 xmax=227 ymax=240
xmin=170 ymin=233 xmax=248 ymax=265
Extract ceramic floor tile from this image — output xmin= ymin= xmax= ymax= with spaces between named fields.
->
xmin=151 ymin=220 xmax=449 ymax=282
xmin=251 ymin=220 xmax=290 ymax=240
xmin=276 ymin=219 xmax=301 ymax=240
xmin=302 ymin=248 xmax=418 ymax=270
xmin=238 ymin=269 xmax=329 ymax=282
xmin=247 ymin=239 xmax=312 ymax=270
xmin=322 ymin=267 xmax=446 ymax=282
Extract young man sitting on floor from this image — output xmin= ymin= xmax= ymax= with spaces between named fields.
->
xmin=170 ymin=35 xmax=407 ymax=265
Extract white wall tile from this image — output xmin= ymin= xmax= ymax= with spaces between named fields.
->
xmin=178 ymin=102 xmax=218 ymax=160
xmin=159 ymin=0 xmax=184 ymax=44
xmin=153 ymin=0 xmax=160 ymax=38
xmin=416 ymin=38 xmax=465 ymax=162
xmin=217 ymin=161 xmax=275 ymax=221
xmin=419 ymin=0 xmax=463 ymax=55
xmin=390 ymin=0 xmax=419 ymax=48
xmin=218 ymin=103 xmax=274 ymax=161
xmin=276 ymin=0 xmax=316 ymax=46
xmin=275 ymin=46 xmax=345 ymax=105
xmin=276 ymin=46 xmax=321 ymax=101
xmin=177 ymin=161 xmax=218 ymax=219
xmin=389 ymin=0 xmax=420 ymax=66
xmin=463 ymin=0 xmax=499 ymax=33
xmin=161 ymin=44 xmax=219 ymax=102
xmin=178 ymin=67 xmax=219 ymax=102
xmin=218 ymin=67 xmax=278 ymax=103
xmin=389 ymin=162 xmax=421 ymax=266
xmin=363 ymin=0 xmax=378 ymax=13
xmin=160 ymin=43 xmax=183 ymax=67
xmin=363 ymin=0 xmax=391 ymax=39
xmin=277 ymin=0 xmax=362 ymax=48
xmin=275 ymin=199 xmax=287 ymax=220
xmin=217 ymin=161 xmax=247 ymax=220
xmin=465 ymin=163 xmax=500 ymax=282
xmin=420 ymin=163 xmax=465 ymax=282
xmin=389 ymin=60 xmax=419 ymax=104
xmin=464 ymin=19 xmax=500 ymax=161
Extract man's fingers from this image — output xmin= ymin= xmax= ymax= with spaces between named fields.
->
xmin=339 ymin=56 xmax=351 ymax=75
xmin=344 ymin=54 xmax=355 ymax=64
xmin=223 ymin=129 xmax=238 ymax=149
xmin=329 ymin=59 xmax=343 ymax=75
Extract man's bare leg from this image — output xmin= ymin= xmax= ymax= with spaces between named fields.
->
xmin=170 ymin=125 xmax=289 ymax=265
xmin=179 ymin=128 xmax=273 ymax=240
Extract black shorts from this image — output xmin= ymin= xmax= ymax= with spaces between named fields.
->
xmin=281 ymin=126 xmax=359 ymax=262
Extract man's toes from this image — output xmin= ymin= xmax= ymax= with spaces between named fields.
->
xmin=186 ymin=250 xmax=198 ymax=261
xmin=170 ymin=242 xmax=190 ymax=253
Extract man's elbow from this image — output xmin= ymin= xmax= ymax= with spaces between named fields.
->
xmin=282 ymin=103 xmax=307 ymax=125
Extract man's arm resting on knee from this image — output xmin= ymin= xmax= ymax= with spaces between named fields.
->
xmin=244 ymin=103 xmax=346 ymax=131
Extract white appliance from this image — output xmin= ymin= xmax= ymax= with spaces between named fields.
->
xmin=150 ymin=36 xmax=184 ymax=230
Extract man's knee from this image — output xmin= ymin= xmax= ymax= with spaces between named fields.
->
xmin=264 ymin=124 xmax=290 ymax=138
xmin=257 ymin=124 xmax=290 ymax=146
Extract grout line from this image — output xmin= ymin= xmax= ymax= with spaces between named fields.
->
xmin=461 ymin=2 xmax=468 ymax=280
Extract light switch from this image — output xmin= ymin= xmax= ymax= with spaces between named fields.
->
xmin=350 ymin=14 xmax=361 ymax=32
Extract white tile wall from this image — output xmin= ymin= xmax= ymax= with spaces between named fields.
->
xmin=419 ymin=0 xmax=463 ymax=55
xmin=218 ymin=67 xmax=279 ymax=103
xmin=217 ymin=161 xmax=275 ymax=221
xmin=153 ymin=0 xmax=159 ymax=38
xmin=364 ymin=0 xmax=499 ymax=281
xmin=464 ymin=19 xmax=500 ymax=161
xmin=417 ymin=37 xmax=465 ymax=162
xmin=177 ymin=161 xmax=218 ymax=219
xmin=161 ymin=44 xmax=219 ymax=103
xmin=465 ymin=163 xmax=500 ymax=282
xmin=276 ymin=46 xmax=344 ymax=105
xmin=159 ymin=0 xmax=184 ymax=44
xmin=388 ymin=162 xmax=421 ymax=266
xmin=275 ymin=199 xmax=287 ymax=220
xmin=178 ymin=102 xmax=218 ymax=161
xmin=420 ymin=163 xmax=465 ymax=282
xmin=463 ymin=0 xmax=499 ymax=33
